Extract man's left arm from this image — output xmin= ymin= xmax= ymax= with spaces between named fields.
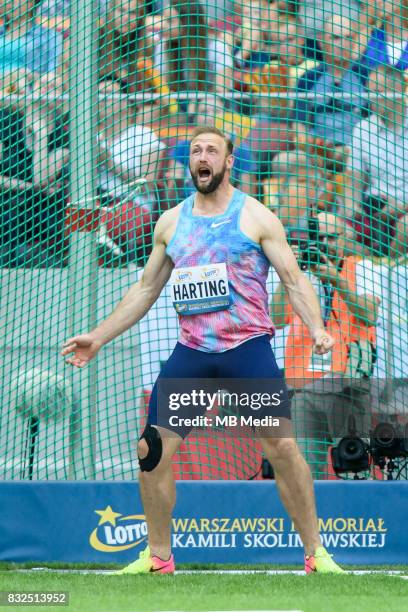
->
xmin=256 ymin=205 xmax=334 ymax=354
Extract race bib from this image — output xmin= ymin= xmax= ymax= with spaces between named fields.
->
xmin=170 ymin=263 xmax=232 ymax=315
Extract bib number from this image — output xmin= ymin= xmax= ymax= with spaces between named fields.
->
xmin=170 ymin=263 xmax=232 ymax=315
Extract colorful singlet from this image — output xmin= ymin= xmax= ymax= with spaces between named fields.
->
xmin=166 ymin=189 xmax=275 ymax=352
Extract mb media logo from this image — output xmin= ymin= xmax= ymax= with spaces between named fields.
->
xmin=89 ymin=506 xmax=147 ymax=552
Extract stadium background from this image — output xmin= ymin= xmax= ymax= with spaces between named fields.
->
xmin=0 ymin=0 xmax=407 ymax=503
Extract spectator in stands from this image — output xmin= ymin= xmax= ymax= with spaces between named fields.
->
xmin=234 ymin=8 xmax=321 ymax=109
xmin=96 ymin=80 xmax=165 ymax=261
xmin=0 ymin=0 xmax=64 ymax=75
xmin=264 ymin=151 xmax=326 ymax=224
xmin=273 ymin=17 xmax=320 ymax=88
xmin=97 ymin=80 xmax=165 ymax=203
xmin=165 ymin=94 xmax=258 ymax=203
xmin=148 ymin=0 xmax=233 ymax=93
xmin=235 ymin=1 xmax=285 ymax=65
xmin=270 ymin=211 xmax=380 ymax=478
xmin=292 ymin=14 xmax=369 ymax=170
xmin=299 ymin=0 xmax=380 ymax=41
xmin=98 ymin=0 xmax=147 ymax=92
xmin=159 ymin=0 xmax=208 ymax=91
xmin=97 ymin=0 xmax=186 ymax=108
xmin=359 ymin=0 xmax=408 ymax=80
xmin=0 ymin=68 xmax=68 ymax=266
xmin=264 ymin=150 xmax=367 ymax=252
xmin=345 ymin=64 xmax=408 ymax=257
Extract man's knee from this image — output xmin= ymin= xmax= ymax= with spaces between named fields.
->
xmin=137 ymin=438 xmax=149 ymax=461
xmin=137 ymin=424 xmax=163 ymax=472
xmin=263 ymin=437 xmax=299 ymax=462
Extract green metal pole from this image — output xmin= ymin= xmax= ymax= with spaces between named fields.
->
xmin=67 ymin=0 xmax=99 ymax=479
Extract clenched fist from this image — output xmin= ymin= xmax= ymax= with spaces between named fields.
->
xmin=311 ymin=328 xmax=335 ymax=355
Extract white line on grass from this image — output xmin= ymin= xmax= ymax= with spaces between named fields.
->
xmin=5 ymin=569 xmax=407 ymax=576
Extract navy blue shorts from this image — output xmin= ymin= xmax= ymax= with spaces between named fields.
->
xmin=147 ymin=334 xmax=291 ymax=437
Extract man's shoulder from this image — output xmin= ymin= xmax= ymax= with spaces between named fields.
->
xmin=243 ymin=194 xmax=266 ymax=212
xmin=158 ymin=203 xmax=183 ymax=224
xmin=155 ymin=204 xmax=183 ymax=242
xmin=243 ymin=195 xmax=280 ymax=226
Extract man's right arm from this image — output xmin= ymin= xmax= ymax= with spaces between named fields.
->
xmin=90 ymin=222 xmax=174 ymax=346
xmin=270 ymin=281 xmax=290 ymax=328
xmin=61 ymin=212 xmax=175 ymax=366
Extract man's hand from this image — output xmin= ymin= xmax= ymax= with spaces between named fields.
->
xmin=311 ymin=328 xmax=335 ymax=355
xmin=61 ymin=334 xmax=103 ymax=368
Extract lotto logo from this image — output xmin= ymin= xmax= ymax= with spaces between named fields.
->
xmin=201 ymin=268 xmax=219 ymax=279
xmin=176 ymin=271 xmax=192 ymax=282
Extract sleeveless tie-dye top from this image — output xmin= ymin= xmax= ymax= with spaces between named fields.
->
xmin=166 ymin=189 xmax=275 ymax=352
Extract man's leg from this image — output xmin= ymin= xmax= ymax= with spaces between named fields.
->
xmin=138 ymin=426 xmax=183 ymax=560
xmin=258 ymin=429 xmax=320 ymax=557
xmin=133 ymin=340 xmax=215 ymax=562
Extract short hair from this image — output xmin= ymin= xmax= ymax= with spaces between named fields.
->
xmin=190 ymin=126 xmax=234 ymax=155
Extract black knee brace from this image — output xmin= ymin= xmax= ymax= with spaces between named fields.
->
xmin=138 ymin=424 xmax=163 ymax=472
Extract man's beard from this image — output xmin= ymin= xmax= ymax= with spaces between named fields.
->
xmin=190 ymin=164 xmax=227 ymax=194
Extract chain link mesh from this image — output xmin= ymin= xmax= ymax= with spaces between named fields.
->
xmin=0 ymin=0 xmax=407 ymax=480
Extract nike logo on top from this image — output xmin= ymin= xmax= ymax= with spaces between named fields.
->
xmin=210 ymin=219 xmax=231 ymax=229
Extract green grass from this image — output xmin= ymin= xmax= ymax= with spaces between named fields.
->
xmin=1 ymin=562 xmax=407 ymax=571
xmin=0 ymin=571 xmax=407 ymax=612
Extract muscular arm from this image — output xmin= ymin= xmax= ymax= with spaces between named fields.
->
xmin=90 ymin=215 xmax=174 ymax=346
xmin=269 ymin=282 xmax=288 ymax=328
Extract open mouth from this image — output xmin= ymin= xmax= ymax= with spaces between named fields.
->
xmin=198 ymin=168 xmax=211 ymax=180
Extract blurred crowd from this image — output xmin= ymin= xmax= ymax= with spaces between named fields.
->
xmin=0 ymin=0 xmax=408 ymax=266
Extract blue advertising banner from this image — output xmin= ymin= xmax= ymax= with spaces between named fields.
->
xmin=0 ymin=481 xmax=407 ymax=565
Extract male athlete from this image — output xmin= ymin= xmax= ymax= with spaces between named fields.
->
xmin=62 ymin=127 xmax=344 ymax=575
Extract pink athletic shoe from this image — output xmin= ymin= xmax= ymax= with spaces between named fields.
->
xmin=304 ymin=546 xmax=345 ymax=574
xmin=115 ymin=546 xmax=175 ymax=574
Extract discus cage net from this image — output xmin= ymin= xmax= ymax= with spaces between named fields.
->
xmin=0 ymin=0 xmax=407 ymax=481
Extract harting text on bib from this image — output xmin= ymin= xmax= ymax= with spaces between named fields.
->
xmin=170 ymin=263 xmax=232 ymax=315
